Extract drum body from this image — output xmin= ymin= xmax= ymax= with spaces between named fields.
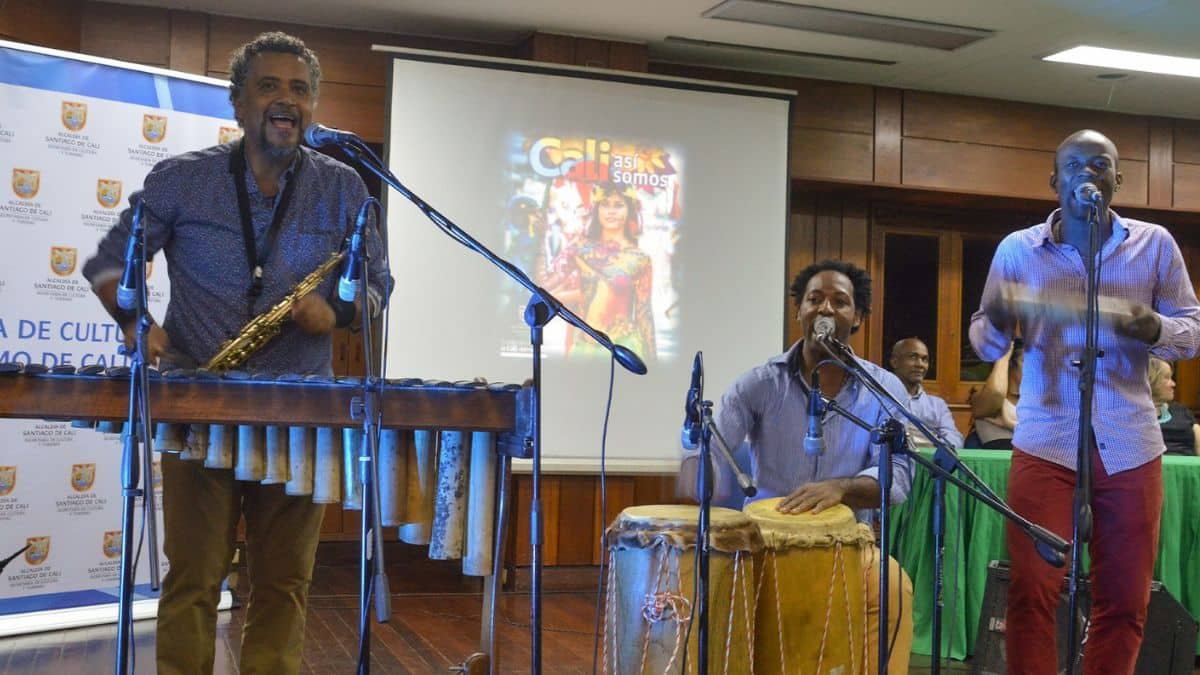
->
xmin=745 ymin=499 xmax=875 ymax=675
xmin=605 ymin=504 xmax=762 ymax=674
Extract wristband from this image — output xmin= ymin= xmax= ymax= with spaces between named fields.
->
xmin=330 ymin=296 xmax=356 ymax=329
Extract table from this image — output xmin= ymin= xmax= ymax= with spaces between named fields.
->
xmin=889 ymin=449 xmax=1200 ymax=659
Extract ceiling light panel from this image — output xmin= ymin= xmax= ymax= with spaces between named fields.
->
xmin=1044 ymin=45 xmax=1200 ymax=79
xmin=703 ymin=0 xmax=994 ymax=50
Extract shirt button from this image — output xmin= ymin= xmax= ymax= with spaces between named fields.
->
xmin=1099 ymin=443 xmax=1106 ymax=449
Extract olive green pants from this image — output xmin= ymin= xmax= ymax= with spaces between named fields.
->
xmin=156 ymin=453 xmax=326 ymax=675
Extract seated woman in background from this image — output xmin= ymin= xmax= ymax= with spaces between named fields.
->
xmin=965 ymin=340 xmax=1021 ymax=449
xmin=1149 ymin=356 xmax=1200 ymax=456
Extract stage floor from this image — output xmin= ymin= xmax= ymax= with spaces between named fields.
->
xmin=0 ymin=541 xmax=1180 ymax=673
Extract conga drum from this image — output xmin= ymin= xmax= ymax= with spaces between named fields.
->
xmin=604 ymin=505 xmax=763 ymax=675
xmin=745 ymin=499 xmax=875 ymax=675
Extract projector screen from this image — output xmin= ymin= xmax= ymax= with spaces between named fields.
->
xmin=379 ymin=47 xmax=791 ymax=472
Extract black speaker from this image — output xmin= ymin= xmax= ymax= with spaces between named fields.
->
xmin=972 ymin=560 xmax=1198 ymax=675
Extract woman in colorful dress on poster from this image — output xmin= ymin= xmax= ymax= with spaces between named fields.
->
xmin=545 ymin=182 xmax=656 ymax=361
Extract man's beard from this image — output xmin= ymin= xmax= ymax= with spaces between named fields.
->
xmin=258 ymin=131 xmax=297 ymax=161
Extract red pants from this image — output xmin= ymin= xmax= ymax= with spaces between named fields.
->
xmin=1005 ymin=446 xmax=1162 ymax=675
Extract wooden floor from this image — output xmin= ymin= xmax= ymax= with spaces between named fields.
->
xmin=0 ymin=542 xmax=1190 ymax=673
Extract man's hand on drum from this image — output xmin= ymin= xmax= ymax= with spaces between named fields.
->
xmin=292 ymin=291 xmax=337 ymax=335
xmin=777 ymin=480 xmax=848 ymax=515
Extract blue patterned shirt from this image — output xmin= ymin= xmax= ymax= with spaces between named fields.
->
xmin=697 ymin=340 xmax=914 ymax=519
xmin=83 ymin=143 xmax=390 ymax=376
xmin=970 ymin=210 xmax=1200 ymax=473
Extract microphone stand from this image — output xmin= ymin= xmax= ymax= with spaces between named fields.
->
xmin=814 ymin=337 xmax=1070 ymax=675
xmin=1066 ymin=198 xmax=1104 ymax=673
xmin=329 ymin=139 xmax=646 ymax=675
xmin=115 ymin=202 xmax=162 ymax=675
xmin=348 ymin=198 xmax=392 ymax=675
xmin=689 ymin=396 xmax=756 ymax=675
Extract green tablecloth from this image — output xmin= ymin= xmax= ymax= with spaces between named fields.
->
xmin=888 ymin=449 xmax=1200 ymax=659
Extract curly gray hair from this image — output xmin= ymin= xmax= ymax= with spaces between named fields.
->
xmin=228 ymin=31 xmax=321 ymax=105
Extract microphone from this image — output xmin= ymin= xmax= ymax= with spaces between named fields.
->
xmin=804 ymin=368 xmax=826 ymax=456
xmin=116 ymin=200 xmax=145 ymax=311
xmin=304 ymin=123 xmax=366 ymax=149
xmin=680 ymin=351 xmax=703 ymax=450
xmin=812 ymin=315 xmax=836 ymax=342
xmin=0 ymin=544 xmax=30 ymax=574
xmin=804 ymin=316 xmax=835 ymax=456
xmin=1074 ymin=182 xmax=1104 ymax=206
xmin=338 ymin=199 xmax=372 ymax=303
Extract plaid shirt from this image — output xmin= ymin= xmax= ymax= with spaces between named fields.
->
xmin=970 ymin=210 xmax=1200 ymax=473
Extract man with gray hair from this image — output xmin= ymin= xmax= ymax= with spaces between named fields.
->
xmin=83 ymin=32 xmax=390 ymax=674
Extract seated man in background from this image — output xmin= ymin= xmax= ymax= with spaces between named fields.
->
xmin=966 ymin=340 xmax=1022 ymax=449
xmin=890 ymin=336 xmax=964 ymax=449
xmin=1149 ymin=356 xmax=1200 ymax=455
xmin=679 ymin=259 xmax=913 ymax=674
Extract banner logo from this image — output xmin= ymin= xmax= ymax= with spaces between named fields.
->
xmin=70 ymin=463 xmax=96 ymax=492
xmin=50 ymin=246 xmax=77 ymax=277
xmin=0 ymin=466 xmax=15 ymax=496
xmin=142 ymin=114 xmax=168 ymax=143
xmin=218 ymin=126 xmax=242 ymax=144
xmin=97 ymin=179 xmax=122 ymax=209
xmin=25 ymin=536 xmax=50 ymax=566
xmin=12 ymin=168 xmax=40 ymax=199
xmin=61 ymin=101 xmax=87 ymax=132
xmin=102 ymin=531 xmax=121 ymax=559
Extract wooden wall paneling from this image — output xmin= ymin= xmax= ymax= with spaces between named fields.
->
xmin=207 ymin=16 xmax=391 ymax=88
xmin=790 ymin=128 xmax=873 ymax=182
xmin=1172 ymin=121 xmax=1200 ymax=165
xmin=310 ymin=82 xmax=388 ymax=144
xmin=554 ymin=475 xmax=598 ymax=565
xmin=901 ymin=137 xmax=1150 ymax=206
xmin=80 ymin=1 xmax=170 ymax=67
xmin=1173 ymin=164 xmax=1200 ymax=211
xmin=873 ymin=88 xmax=902 ymax=185
xmin=510 ymin=475 xmax=533 ymax=565
xmin=813 ymin=196 xmax=842 ymax=263
xmin=0 ymin=0 xmax=83 ymax=51
xmin=791 ymin=79 xmax=875 ymax=134
xmin=606 ymin=41 xmax=649 ymax=73
xmin=522 ymin=32 xmax=575 ymax=65
xmin=934 ymin=233 xmax=962 ymax=397
xmin=1178 ymin=242 xmax=1200 ymax=408
xmin=541 ymin=476 xmax=562 ymax=566
xmin=631 ymin=475 xmax=678 ymax=506
xmin=573 ymin=37 xmax=611 ymax=69
xmin=902 ymin=90 xmax=1150 ymax=160
xmin=841 ymin=199 xmax=870 ymax=357
xmin=1149 ymin=118 xmax=1174 ymax=208
xmin=592 ymin=477 xmax=635 ymax=564
xmin=786 ymin=197 xmax=817 ymax=348
xmin=866 ymin=224 xmax=887 ymax=366
xmin=167 ymin=10 xmax=207 ymax=76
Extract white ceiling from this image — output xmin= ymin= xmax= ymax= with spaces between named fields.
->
xmin=123 ymin=0 xmax=1200 ymax=120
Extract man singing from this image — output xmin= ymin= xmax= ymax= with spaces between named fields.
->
xmin=970 ymin=129 xmax=1200 ymax=675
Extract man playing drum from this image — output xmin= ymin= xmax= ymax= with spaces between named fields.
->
xmin=681 ymin=259 xmax=914 ymax=673
xmin=82 ymin=32 xmax=390 ymax=675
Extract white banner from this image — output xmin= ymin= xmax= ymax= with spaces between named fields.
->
xmin=0 ymin=40 xmax=236 ymax=619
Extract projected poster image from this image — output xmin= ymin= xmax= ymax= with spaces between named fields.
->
xmin=500 ymin=134 xmax=682 ymax=364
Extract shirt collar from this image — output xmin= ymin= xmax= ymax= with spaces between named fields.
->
xmin=776 ymin=339 xmax=861 ymax=397
xmin=1034 ymin=208 xmax=1130 ymax=248
xmin=241 ymin=146 xmax=303 ymax=199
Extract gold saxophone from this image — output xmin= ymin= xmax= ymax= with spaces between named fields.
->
xmin=204 ymin=251 xmax=346 ymax=371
